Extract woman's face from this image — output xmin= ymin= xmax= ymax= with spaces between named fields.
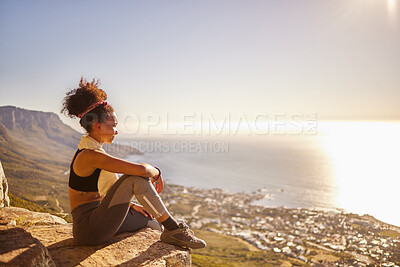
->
xmin=99 ymin=112 xmax=119 ymax=144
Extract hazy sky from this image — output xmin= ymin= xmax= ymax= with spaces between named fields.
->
xmin=0 ymin=0 xmax=399 ymax=133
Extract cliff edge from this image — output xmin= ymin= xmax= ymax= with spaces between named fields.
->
xmin=0 ymin=162 xmax=191 ymax=266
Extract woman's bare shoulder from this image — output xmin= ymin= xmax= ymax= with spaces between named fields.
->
xmin=77 ymin=149 xmax=109 ymax=160
xmin=73 ymin=149 xmax=103 ymax=176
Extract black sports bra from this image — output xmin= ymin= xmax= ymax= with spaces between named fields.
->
xmin=68 ymin=149 xmax=101 ymax=192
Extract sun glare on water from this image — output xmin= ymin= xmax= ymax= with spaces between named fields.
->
xmin=319 ymin=121 xmax=400 ymax=226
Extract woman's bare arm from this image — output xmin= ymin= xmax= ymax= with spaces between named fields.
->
xmin=82 ymin=150 xmax=160 ymax=177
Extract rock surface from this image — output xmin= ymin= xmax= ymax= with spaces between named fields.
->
xmin=28 ymin=225 xmax=191 ymax=266
xmin=0 ymin=162 xmax=10 ymax=208
xmin=0 ymin=207 xmax=68 ymax=226
xmin=0 ymin=226 xmax=55 ymax=266
xmin=0 ymin=207 xmax=191 ymax=266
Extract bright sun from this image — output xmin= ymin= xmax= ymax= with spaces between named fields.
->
xmin=387 ymin=0 xmax=398 ymax=16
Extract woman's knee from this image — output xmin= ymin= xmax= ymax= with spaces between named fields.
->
xmin=120 ymin=175 xmax=152 ymax=194
xmin=119 ymin=175 xmax=149 ymax=185
xmin=119 ymin=174 xmax=148 ymax=181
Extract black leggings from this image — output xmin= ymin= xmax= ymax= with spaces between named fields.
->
xmin=71 ymin=175 xmax=168 ymax=245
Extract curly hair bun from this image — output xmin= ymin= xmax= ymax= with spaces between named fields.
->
xmin=61 ymin=77 xmax=115 ymax=133
xmin=61 ymin=77 xmax=107 ymax=118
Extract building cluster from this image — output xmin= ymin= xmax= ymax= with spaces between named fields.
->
xmin=162 ymin=184 xmax=400 ymax=266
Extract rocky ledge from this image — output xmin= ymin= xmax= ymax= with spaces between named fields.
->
xmin=0 ymin=207 xmax=191 ymax=266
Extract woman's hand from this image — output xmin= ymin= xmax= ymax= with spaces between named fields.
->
xmin=150 ymin=166 xmax=163 ymax=194
xmin=151 ymin=174 xmax=164 ymax=194
xmin=129 ymin=203 xmax=153 ymax=219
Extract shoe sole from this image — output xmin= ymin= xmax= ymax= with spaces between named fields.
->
xmin=160 ymin=238 xmax=206 ymax=249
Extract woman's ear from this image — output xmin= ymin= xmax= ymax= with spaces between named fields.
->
xmin=94 ymin=122 xmax=102 ymax=132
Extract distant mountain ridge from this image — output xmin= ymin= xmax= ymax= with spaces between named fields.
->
xmin=0 ymin=105 xmax=80 ymax=154
xmin=0 ymin=105 xmax=139 ymax=162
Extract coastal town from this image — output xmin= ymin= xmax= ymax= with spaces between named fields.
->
xmin=161 ymin=183 xmax=400 ymax=266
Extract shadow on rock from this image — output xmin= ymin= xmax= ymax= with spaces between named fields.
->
xmin=117 ymin=241 xmax=190 ymax=266
xmin=0 ymin=227 xmax=54 ymax=266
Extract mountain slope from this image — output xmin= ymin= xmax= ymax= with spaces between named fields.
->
xmin=0 ymin=105 xmax=80 ymax=164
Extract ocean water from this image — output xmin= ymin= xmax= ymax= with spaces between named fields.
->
xmin=118 ymin=121 xmax=400 ymax=227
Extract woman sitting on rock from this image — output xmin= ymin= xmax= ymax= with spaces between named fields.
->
xmin=61 ymin=78 xmax=206 ymax=248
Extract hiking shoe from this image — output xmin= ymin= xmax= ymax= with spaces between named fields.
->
xmin=160 ymin=221 xmax=206 ymax=249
